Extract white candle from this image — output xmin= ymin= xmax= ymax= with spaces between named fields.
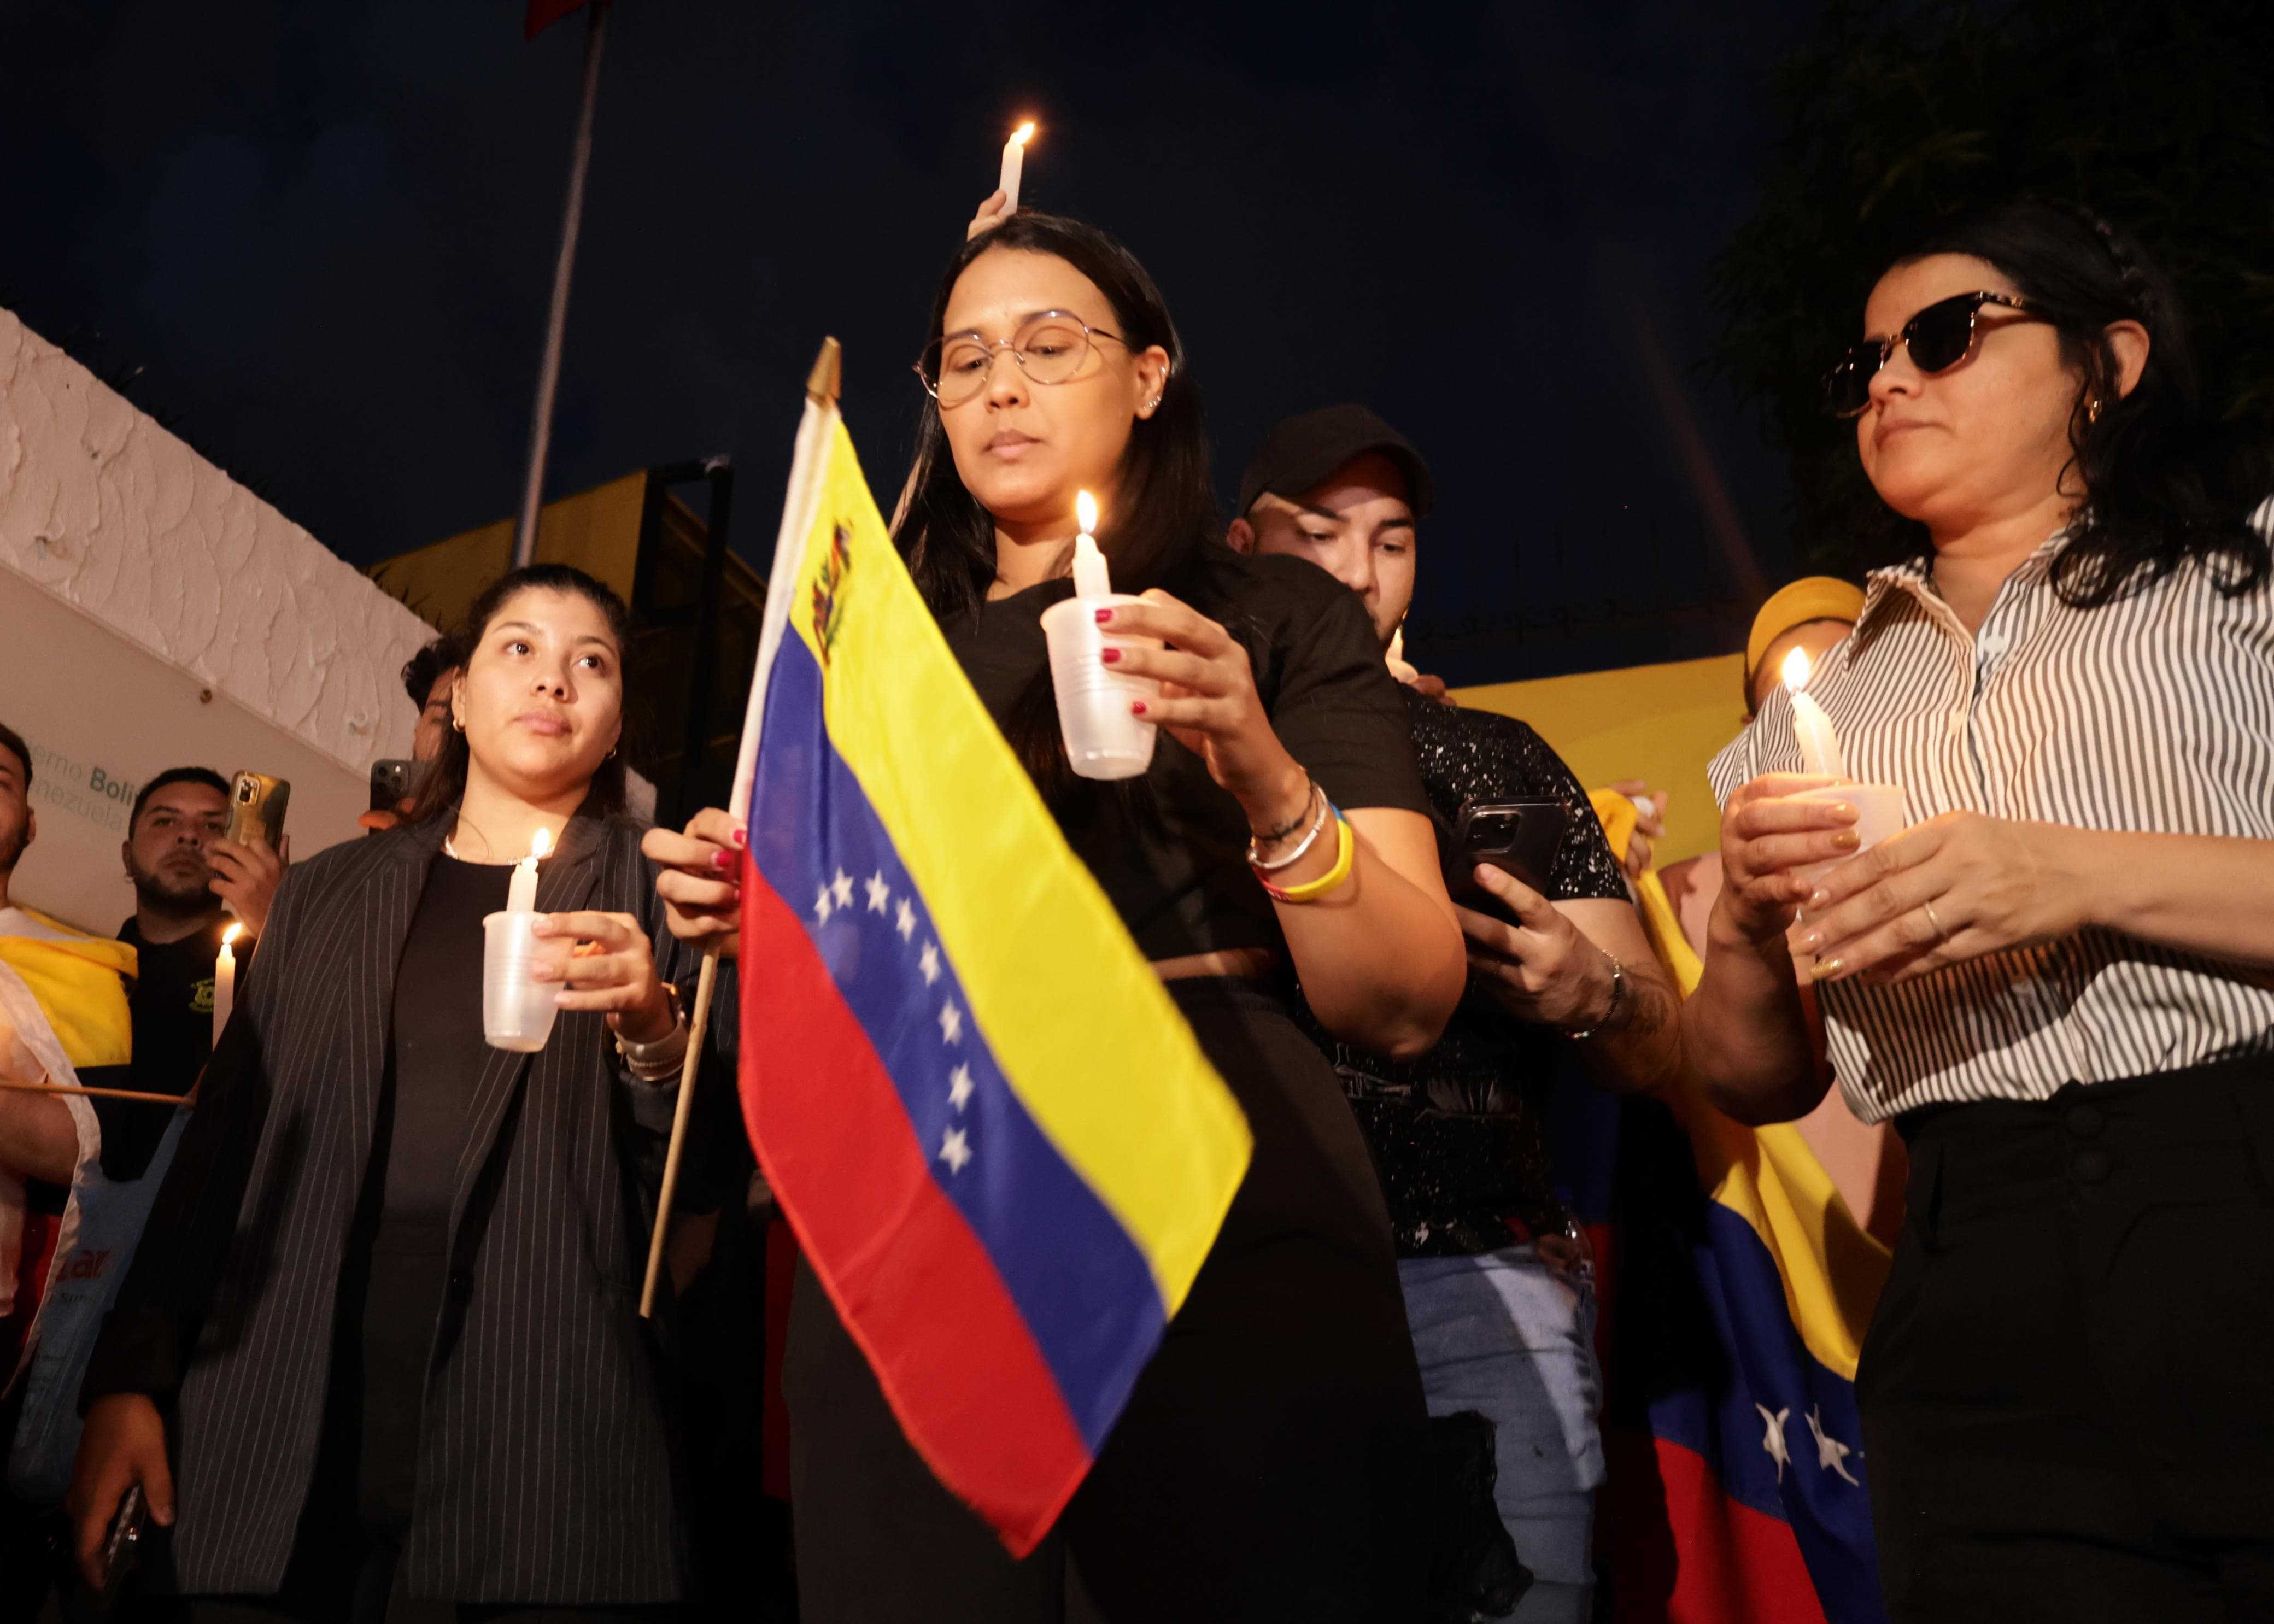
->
xmin=1071 ymin=490 xmax=1110 ymax=598
xmin=999 ymin=121 xmax=1036 ymax=213
xmin=508 ymin=826 xmax=553 ymax=914
xmin=213 ymin=922 xmax=242 ymax=1047
xmin=1783 ymin=647 xmax=1848 ymax=779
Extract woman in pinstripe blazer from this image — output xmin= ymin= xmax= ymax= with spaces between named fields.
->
xmin=68 ymin=566 xmax=730 ymax=1621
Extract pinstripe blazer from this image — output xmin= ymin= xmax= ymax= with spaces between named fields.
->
xmin=81 ymin=807 xmax=738 ymax=1603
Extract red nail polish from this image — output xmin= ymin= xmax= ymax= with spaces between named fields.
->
xmin=713 ymin=851 xmax=736 ymax=871
xmin=1094 ymin=607 xmax=1113 ymax=624
xmin=1100 ymin=647 xmax=1121 ymax=664
xmin=731 ymin=825 xmax=747 ymax=848
xmin=1130 ymin=700 xmax=1148 ymax=716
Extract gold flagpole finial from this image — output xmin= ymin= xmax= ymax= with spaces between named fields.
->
xmin=807 ymin=336 xmax=843 ymax=405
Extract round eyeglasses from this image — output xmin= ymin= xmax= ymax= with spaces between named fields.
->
xmin=1821 ymin=290 xmax=2046 ymax=419
xmin=915 ymin=312 xmax=1130 ymax=408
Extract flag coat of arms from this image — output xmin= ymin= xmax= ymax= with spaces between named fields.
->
xmin=730 ymin=390 xmax=1251 ymax=1554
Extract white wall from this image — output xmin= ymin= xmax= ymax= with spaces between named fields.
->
xmin=0 ymin=307 xmax=437 ymax=930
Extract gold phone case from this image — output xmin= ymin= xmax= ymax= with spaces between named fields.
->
xmin=226 ymin=771 xmax=291 ymax=849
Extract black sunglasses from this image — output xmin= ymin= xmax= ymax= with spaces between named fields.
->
xmin=1821 ymin=290 xmax=2044 ymax=419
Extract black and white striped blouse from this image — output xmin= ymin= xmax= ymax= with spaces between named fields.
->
xmin=1709 ymin=529 xmax=2274 ymax=1123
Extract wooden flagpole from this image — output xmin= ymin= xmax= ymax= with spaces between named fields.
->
xmin=0 ymin=1078 xmax=186 ymax=1106
xmin=640 ymin=336 xmax=844 ymax=1317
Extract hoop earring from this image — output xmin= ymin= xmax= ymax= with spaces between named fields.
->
xmin=607 ymin=745 xmax=618 ymax=760
xmin=2087 ymin=396 xmax=2105 ymax=424
xmin=452 ymin=716 xmax=465 ymax=733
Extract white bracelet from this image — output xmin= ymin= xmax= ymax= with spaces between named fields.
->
xmin=614 ymin=1000 xmax=689 ymax=1080
xmin=1247 ymin=782 xmax=1331 ymax=873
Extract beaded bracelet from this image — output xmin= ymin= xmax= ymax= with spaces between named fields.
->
xmin=1257 ymin=813 xmax=1355 ymax=905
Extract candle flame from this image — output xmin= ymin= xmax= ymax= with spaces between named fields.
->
xmin=1010 ymin=121 xmax=1036 ymax=147
xmin=1075 ymin=490 xmax=1098 ymax=535
xmin=530 ymin=826 xmax=553 ymax=861
xmin=1781 ymin=646 xmax=1814 ymax=692
xmin=222 ymin=922 xmax=244 ymax=947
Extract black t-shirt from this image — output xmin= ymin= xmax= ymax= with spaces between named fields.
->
xmin=943 ymin=547 xmax=1432 ymax=961
xmin=106 ymin=917 xmax=230 ymax=1182
xmin=347 ymin=852 xmax=509 ymax=1522
xmin=1306 ymin=691 xmax=1630 ymax=1256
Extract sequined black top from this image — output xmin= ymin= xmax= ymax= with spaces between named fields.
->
xmin=1307 ymin=689 xmax=1629 ymax=1256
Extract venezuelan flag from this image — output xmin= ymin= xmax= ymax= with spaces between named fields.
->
xmin=1590 ymin=794 xmax=1889 ymax=1623
xmin=731 ymin=384 xmax=1251 ymax=1555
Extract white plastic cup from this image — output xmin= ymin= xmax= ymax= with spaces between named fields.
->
xmin=1792 ymin=782 xmax=1908 ymax=884
xmin=1039 ymin=593 xmax=1163 ymax=781
xmin=482 ymin=911 xmax=571 ymax=1053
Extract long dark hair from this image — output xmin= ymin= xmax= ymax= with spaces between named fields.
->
xmin=407 ymin=564 xmax=635 ymax=826
xmin=1877 ymin=198 xmax=2270 ymax=607
xmin=896 ymin=211 xmax=1221 ymax=621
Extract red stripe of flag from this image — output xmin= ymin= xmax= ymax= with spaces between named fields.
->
xmin=739 ymin=860 xmax=1093 ymax=1553
xmin=1609 ymin=1432 xmax=1831 ymax=1624
xmin=524 ymin=0 xmax=589 ymax=40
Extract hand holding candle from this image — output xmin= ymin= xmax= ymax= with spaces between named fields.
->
xmin=212 ymin=923 xmax=242 ymax=1048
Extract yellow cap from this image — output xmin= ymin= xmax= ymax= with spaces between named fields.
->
xmin=1744 ymin=576 xmax=1867 ymax=691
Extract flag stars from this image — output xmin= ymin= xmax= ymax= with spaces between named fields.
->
xmin=894 ymin=897 xmax=917 ymax=941
xmin=948 ymin=1064 xmax=974 ymax=1111
xmin=866 ymin=871 xmax=891 ymax=913
xmin=939 ymin=1001 xmax=963 ymax=1046
xmin=940 ymin=1127 xmax=972 ymax=1175
xmin=813 ymin=884 xmax=835 ymax=925
xmin=1806 ymin=1406 xmax=1860 ymax=1486
xmin=919 ymin=942 xmax=941 ymax=986
xmin=1756 ymin=1404 xmax=1791 ymax=1484
xmin=831 ymin=869 xmax=854 ymax=910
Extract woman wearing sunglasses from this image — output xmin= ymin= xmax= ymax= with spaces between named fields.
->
xmin=1687 ymin=198 xmax=2274 ymax=1621
xmin=653 ymin=212 xmax=1468 ymax=1622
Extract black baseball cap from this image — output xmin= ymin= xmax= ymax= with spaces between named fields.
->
xmin=1236 ymin=403 xmax=1435 ymax=521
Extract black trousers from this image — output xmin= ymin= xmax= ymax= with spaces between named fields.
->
xmin=1859 ymin=1051 xmax=2274 ymax=1623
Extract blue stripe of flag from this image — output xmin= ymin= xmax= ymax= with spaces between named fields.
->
xmin=748 ymin=632 xmax=1168 ymax=1453
xmin=1646 ymin=1200 xmax=1886 ymax=1622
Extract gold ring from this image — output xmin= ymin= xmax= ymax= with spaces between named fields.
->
xmin=1923 ymin=899 xmax=1949 ymax=943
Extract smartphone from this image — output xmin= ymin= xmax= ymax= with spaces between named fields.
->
xmin=99 ymin=1482 xmax=146 ymax=1604
xmin=225 ymin=771 xmax=291 ymax=850
xmin=1449 ymin=799 xmax=1570 ymax=901
xmin=368 ymin=758 xmax=424 ymax=813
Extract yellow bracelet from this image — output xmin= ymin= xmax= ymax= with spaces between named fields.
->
xmin=1259 ymin=814 xmax=1354 ymax=904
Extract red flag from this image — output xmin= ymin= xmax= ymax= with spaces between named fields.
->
xmin=525 ymin=0 xmax=589 ymax=39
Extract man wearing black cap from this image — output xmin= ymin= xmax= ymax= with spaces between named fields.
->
xmin=1231 ymin=405 xmax=1685 ymax=1623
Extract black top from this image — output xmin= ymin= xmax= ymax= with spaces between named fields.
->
xmin=106 ymin=916 xmax=230 ymax=1181
xmin=942 ymin=548 xmax=1432 ymax=961
xmin=1305 ymin=690 xmax=1628 ymax=1256
xmin=344 ymin=852 xmax=509 ymax=1522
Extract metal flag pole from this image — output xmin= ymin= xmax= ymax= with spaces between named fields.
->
xmin=641 ymin=336 xmax=845 ymax=1318
xmin=513 ymin=0 xmax=612 ymax=568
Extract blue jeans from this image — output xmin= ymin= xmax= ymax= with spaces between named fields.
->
xmin=1400 ymin=1245 xmax=1604 ymax=1624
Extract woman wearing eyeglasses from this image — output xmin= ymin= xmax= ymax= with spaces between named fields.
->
xmin=652 ymin=213 xmax=1469 ymax=1622
xmin=1689 ymin=198 xmax=2274 ymax=1621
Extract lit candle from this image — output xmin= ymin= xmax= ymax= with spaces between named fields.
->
xmin=999 ymin=121 xmax=1036 ymax=213
xmin=213 ymin=922 xmax=242 ymax=1047
xmin=508 ymin=826 xmax=552 ymax=914
xmin=1783 ymin=647 xmax=1848 ymax=779
xmin=1385 ymin=624 xmax=1419 ymax=682
xmin=1071 ymin=490 xmax=1110 ymax=598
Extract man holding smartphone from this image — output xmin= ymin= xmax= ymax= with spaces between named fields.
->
xmin=1231 ymin=406 xmax=1684 ymax=1623
xmin=109 ymin=769 xmax=284 ymax=1178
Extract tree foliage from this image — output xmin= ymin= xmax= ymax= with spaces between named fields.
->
xmin=1711 ymin=0 xmax=2274 ymax=577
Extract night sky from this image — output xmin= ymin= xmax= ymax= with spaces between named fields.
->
xmin=2 ymin=0 xmax=1822 ymax=688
